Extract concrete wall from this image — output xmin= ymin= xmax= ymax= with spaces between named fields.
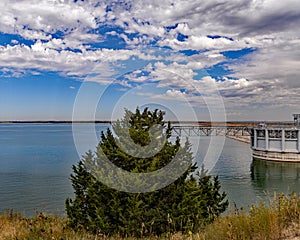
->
xmin=251 ymin=127 xmax=300 ymax=162
xmin=252 ymin=128 xmax=300 ymax=153
xmin=252 ymin=149 xmax=300 ymax=162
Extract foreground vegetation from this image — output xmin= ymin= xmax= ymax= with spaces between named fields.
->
xmin=1 ymin=193 xmax=299 ymax=240
xmin=66 ymin=108 xmax=228 ymax=236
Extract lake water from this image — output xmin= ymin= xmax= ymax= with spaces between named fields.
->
xmin=0 ymin=124 xmax=300 ymax=216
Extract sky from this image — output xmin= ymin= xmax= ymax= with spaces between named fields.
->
xmin=0 ymin=0 xmax=300 ymax=121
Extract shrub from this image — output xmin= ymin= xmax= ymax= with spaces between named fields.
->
xmin=66 ymin=108 xmax=228 ymax=237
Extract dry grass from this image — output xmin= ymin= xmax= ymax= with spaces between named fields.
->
xmin=0 ymin=193 xmax=299 ymax=240
xmin=197 ymin=193 xmax=300 ymax=240
xmin=0 ymin=211 xmax=94 ymax=240
xmin=0 ymin=211 xmax=188 ymax=240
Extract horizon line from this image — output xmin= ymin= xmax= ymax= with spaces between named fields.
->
xmin=0 ymin=120 xmax=294 ymax=124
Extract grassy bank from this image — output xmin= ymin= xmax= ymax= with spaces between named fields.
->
xmin=1 ymin=193 xmax=299 ymax=240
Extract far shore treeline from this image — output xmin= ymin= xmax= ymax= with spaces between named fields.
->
xmin=0 ymin=120 xmax=295 ymax=127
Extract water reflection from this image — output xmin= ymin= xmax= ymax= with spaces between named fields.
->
xmin=251 ymin=158 xmax=300 ymax=195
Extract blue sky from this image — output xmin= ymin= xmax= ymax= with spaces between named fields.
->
xmin=0 ymin=0 xmax=300 ymax=121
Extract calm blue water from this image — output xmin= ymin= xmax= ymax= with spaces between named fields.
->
xmin=0 ymin=124 xmax=300 ymax=216
xmin=0 ymin=124 xmax=109 ymax=216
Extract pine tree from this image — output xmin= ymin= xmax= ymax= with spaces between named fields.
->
xmin=66 ymin=107 xmax=228 ymax=237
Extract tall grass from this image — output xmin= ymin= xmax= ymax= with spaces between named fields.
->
xmin=0 ymin=211 xmax=94 ymax=240
xmin=198 ymin=193 xmax=300 ymax=240
xmin=0 ymin=193 xmax=299 ymax=240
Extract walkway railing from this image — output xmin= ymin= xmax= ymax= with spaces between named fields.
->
xmin=172 ymin=126 xmax=251 ymax=137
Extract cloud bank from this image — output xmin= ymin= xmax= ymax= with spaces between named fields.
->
xmin=0 ymin=0 xmax=299 ymax=119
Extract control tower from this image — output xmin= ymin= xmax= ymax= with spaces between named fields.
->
xmin=251 ymin=114 xmax=300 ymax=162
xmin=293 ymin=114 xmax=300 ymax=126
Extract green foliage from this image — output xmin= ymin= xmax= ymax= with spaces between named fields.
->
xmin=66 ymin=107 xmax=228 ymax=237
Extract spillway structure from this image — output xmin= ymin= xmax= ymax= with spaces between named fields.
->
xmin=251 ymin=114 xmax=300 ymax=162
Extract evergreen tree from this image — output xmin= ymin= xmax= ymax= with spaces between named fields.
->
xmin=66 ymin=107 xmax=228 ymax=237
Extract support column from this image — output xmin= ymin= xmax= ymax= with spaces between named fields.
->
xmin=282 ymin=129 xmax=285 ymax=152
xmin=254 ymin=129 xmax=257 ymax=149
xmin=298 ymin=130 xmax=300 ymax=152
xmin=265 ymin=129 xmax=269 ymax=150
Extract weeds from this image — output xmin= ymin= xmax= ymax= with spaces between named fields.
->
xmin=199 ymin=193 xmax=300 ymax=240
xmin=0 ymin=193 xmax=299 ymax=240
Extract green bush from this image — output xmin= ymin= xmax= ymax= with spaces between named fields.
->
xmin=66 ymin=108 xmax=228 ymax=237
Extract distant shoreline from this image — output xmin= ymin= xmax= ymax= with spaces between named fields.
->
xmin=0 ymin=121 xmax=113 ymax=124
xmin=0 ymin=121 xmax=294 ymax=127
